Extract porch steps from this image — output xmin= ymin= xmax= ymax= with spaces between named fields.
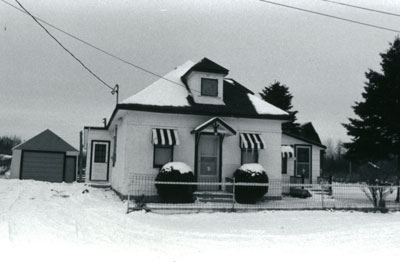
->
xmin=87 ymin=182 xmax=111 ymax=189
xmin=194 ymin=191 xmax=234 ymax=203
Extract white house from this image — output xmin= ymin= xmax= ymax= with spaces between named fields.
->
xmin=84 ymin=58 xmax=325 ymax=199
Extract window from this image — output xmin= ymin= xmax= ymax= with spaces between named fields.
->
xmin=153 ymin=145 xmax=173 ymax=168
xmin=112 ymin=125 xmax=117 ymax=167
xmin=94 ymin=144 xmax=107 ymax=163
xmin=241 ymin=149 xmax=258 ymax=164
xmin=282 ymin=155 xmax=287 ymax=174
xmin=201 ymin=78 xmax=218 ymax=97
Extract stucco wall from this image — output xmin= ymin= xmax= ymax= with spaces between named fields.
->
xmin=109 ymin=117 xmax=127 ymax=195
xmin=119 ymin=111 xmax=283 ymax=197
xmin=10 ymin=149 xmax=21 ymax=179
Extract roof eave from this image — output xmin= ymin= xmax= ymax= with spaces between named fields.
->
xmin=114 ymin=103 xmax=290 ymax=121
xmin=283 ymin=131 xmax=326 ymax=149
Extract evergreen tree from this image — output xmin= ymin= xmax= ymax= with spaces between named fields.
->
xmin=343 ymin=37 xmax=400 ymax=200
xmin=259 ymin=81 xmax=300 ymax=134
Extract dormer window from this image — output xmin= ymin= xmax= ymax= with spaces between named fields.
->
xmin=201 ymin=78 xmax=218 ymax=97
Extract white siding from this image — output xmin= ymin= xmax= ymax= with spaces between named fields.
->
xmin=116 ymin=111 xmax=283 ymax=197
xmin=10 ymin=149 xmax=21 ymax=179
xmin=281 ymin=134 xmax=324 ymax=183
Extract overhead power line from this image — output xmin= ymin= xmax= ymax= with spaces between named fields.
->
xmin=258 ymin=0 xmax=400 ymax=33
xmin=13 ymin=0 xmax=115 ymax=91
xmin=321 ymin=0 xmax=400 ymax=18
xmin=1 ymin=0 xmax=186 ymax=89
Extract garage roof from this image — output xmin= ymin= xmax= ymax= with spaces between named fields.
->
xmin=14 ymin=129 xmax=77 ymax=152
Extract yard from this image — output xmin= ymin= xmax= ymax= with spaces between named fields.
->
xmin=1 ymin=179 xmax=400 ymax=261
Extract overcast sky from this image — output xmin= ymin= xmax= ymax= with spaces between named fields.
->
xmin=1 ymin=0 xmax=399 ymax=148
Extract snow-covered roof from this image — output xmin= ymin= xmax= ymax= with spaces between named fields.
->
xmin=14 ymin=129 xmax=77 ymax=152
xmin=121 ymin=61 xmax=194 ymax=106
xmin=118 ymin=58 xmax=289 ymax=120
xmin=0 ymin=154 xmax=12 ymax=161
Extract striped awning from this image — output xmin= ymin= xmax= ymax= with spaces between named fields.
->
xmin=152 ymin=129 xmax=179 ymax=146
xmin=281 ymin=145 xmax=294 ymax=158
xmin=240 ymin=133 xmax=265 ymax=150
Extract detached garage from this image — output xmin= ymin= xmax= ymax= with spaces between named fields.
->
xmin=10 ymin=129 xmax=78 ymax=183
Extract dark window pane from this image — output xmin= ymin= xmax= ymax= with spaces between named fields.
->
xmin=297 ymin=163 xmax=310 ymax=179
xmin=241 ymin=149 xmax=258 ymax=164
xmin=201 ymin=78 xmax=218 ymax=97
xmin=297 ymin=147 xmax=310 ymax=163
xmin=282 ymin=155 xmax=287 ymax=174
xmin=94 ymin=144 xmax=107 ymax=163
xmin=200 ymin=156 xmax=217 ymax=175
xmin=154 ymin=146 xmax=173 ymax=167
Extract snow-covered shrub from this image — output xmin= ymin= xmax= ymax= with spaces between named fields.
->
xmin=233 ymin=164 xmax=269 ymax=204
xmin=155 ymin=162 xmax=195 ymax=203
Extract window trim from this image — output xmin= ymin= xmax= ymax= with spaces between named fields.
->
xmin=112 ymin=125 xmax=117 ymax=167
xmin=240 ymin=148 xmax=259 ymax=165
xmin=294 ymin=144 xmax=312 ymax=180
xmin=201 ymin=78 xmax=218 ymax=97
xmin=153 ymin=145 xmax=174 ymax=168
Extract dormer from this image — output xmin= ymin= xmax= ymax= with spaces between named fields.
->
xmin=181 ymin=58 xmax=229 ymax=105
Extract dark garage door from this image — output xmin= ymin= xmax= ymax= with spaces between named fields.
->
xmin=21 ymin=151 xmax=64 ymax=182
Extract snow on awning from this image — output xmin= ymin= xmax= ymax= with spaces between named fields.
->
xmin=281 ymin=145 xmax=294 ymax=158
xmin=240 ymin=133 xmax=265 ymax=150
xmin=152 ymin=129 xmax=179 ymax=146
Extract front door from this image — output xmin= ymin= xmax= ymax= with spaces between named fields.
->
xmin=197 ymin=134 xmax=220 ymax=191
xmin=295 ymin=145 xmax=311 ymax=184
xmin=90 ymin=141 xmax=110 ymax=181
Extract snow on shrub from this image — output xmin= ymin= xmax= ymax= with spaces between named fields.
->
xmin=155 ymin=162 xmax=195 ymax=203
xmin=234 ymin=163 xmax=269 ymax=204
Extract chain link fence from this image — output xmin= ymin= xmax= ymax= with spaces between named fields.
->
xmin=126 ymin=174 xmax=400 ymax=213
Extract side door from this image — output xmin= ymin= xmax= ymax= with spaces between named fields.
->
xmin=90 ymin=141 xmax=110 ymax=181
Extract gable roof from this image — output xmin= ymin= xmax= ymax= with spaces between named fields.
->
xmin=120 ymin=58 xmax=289 ymax=120
xmin=14 ymin=129 xmax=77 ymax=152
xmin=191 ymin=117 xmax=237 ymax=135
xmin=283 ymin=122 xmax=326 ymax=149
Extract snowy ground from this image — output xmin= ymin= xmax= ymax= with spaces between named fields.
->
xmin=1 ymin=179 xmax=400 ymax=262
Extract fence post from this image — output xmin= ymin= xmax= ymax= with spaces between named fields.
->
xmin=127 ymin=176 xmax=131 ymax=214
xmin=232 ymin=177 xmax=236 ymax=210
xmin=321 ymin=180 xmax=324 ymax=209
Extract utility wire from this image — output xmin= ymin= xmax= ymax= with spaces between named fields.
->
xmin=13 ymin=0 xmax=114 ymax=90
xmin=321 ymin=0 xmax=400 ymax=18
xmin=2 ymin=0 xmax=187 ymax=89
xmin=258 ymin=0 xmax=400 ymax=33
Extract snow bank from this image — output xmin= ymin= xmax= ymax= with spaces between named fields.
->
xmin=121 ymin=61 xmax=194 ymax=106
xmin=239 ymin=163 xmax=266 ymax=175
xmin=247 ymin=93 xmax=288 ymax=115
xmin=161 ymin=162 xmax=193 ymax=174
